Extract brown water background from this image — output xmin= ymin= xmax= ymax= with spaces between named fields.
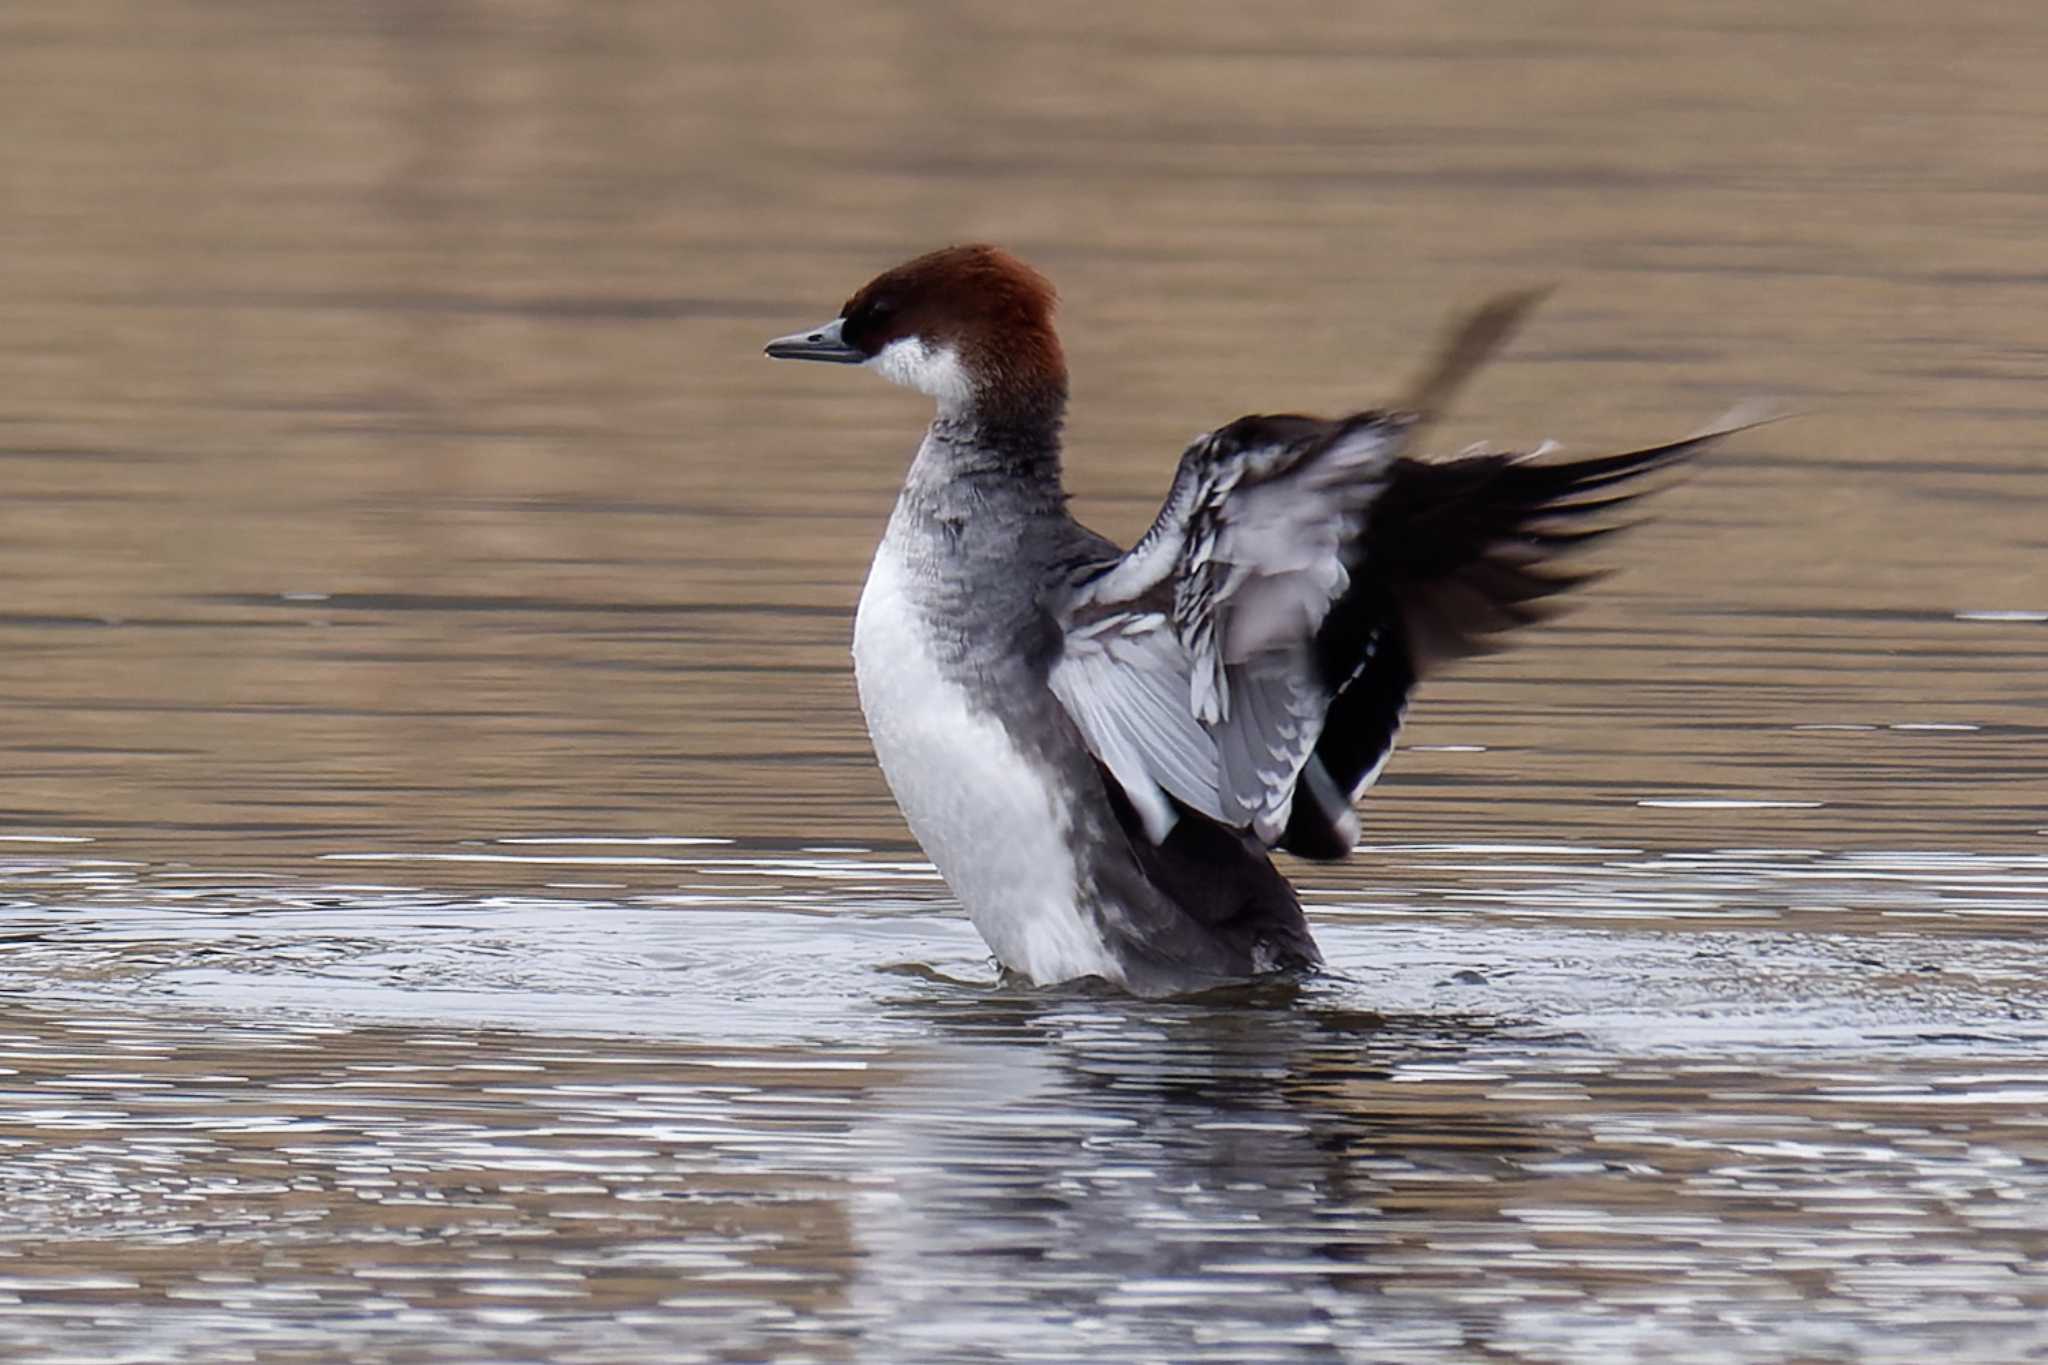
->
xmin=0 ymin=3 xmax=2044 ymax=1361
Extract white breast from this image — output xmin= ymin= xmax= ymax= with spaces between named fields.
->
xmin=852 ymin=536 xmax=1123 ymax=987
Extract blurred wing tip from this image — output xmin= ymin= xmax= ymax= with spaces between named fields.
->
xmin=1398 ymin=285 xmax=1555 ymax=420
xmin=1487 ymin=282 xmax=1559 ymax=318
xmin=1688 ymin=397 xmax=1797 ymax=442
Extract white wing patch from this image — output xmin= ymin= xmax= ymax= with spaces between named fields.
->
xmin=1048 ymin=611 xmax=1223 ymax=844
xmin=1177 ymin=419 xmax=1400 ymax=725
xmin=1211 ymin=660 xmax=1328 ymax=842
xmin=1053 ymin=413 xmax=1412 ymax=847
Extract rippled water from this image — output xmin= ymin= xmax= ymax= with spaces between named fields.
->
xmin=4 ymin=840 xmax=2045 ymax=1362
xmin=3 ymin=2 xmax=2046 ymax=1361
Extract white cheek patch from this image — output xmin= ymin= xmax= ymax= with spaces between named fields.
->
xmin=866 ymin=337 xmax=976 ymax=411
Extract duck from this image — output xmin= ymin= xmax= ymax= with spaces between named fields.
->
xmin=765 ymin=244 xmax=1749 ymax=997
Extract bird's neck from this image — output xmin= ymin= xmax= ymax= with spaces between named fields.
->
xmin=912 ymin=400 xmax=1068 ymax=500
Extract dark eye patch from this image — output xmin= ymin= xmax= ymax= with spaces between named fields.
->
xmin=838 ymin=294 xmax=902 ymax=353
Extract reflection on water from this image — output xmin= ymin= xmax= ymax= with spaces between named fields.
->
xmin=2 ymin=0 xmax=2046 ymax=1360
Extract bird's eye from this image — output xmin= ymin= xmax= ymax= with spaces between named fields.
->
xmin=866 ymin=297 xmax=896 ymax=320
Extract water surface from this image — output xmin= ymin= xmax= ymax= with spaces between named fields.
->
xmin=1 ymin=2 xmax=2045 ymax=1360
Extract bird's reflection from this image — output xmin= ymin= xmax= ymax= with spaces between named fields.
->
xmin=847 ymin=977 xmax=1570 ymax=1354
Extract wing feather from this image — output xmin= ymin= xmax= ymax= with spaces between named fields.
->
xmin=1047 ymin=611 xmax=1223 ymax=843
xmin=1044 ymin=291 xmax=1773 ymax=853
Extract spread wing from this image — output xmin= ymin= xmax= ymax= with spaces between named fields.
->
xmin=1048 ymin=290 xmax=1766 ymax=856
